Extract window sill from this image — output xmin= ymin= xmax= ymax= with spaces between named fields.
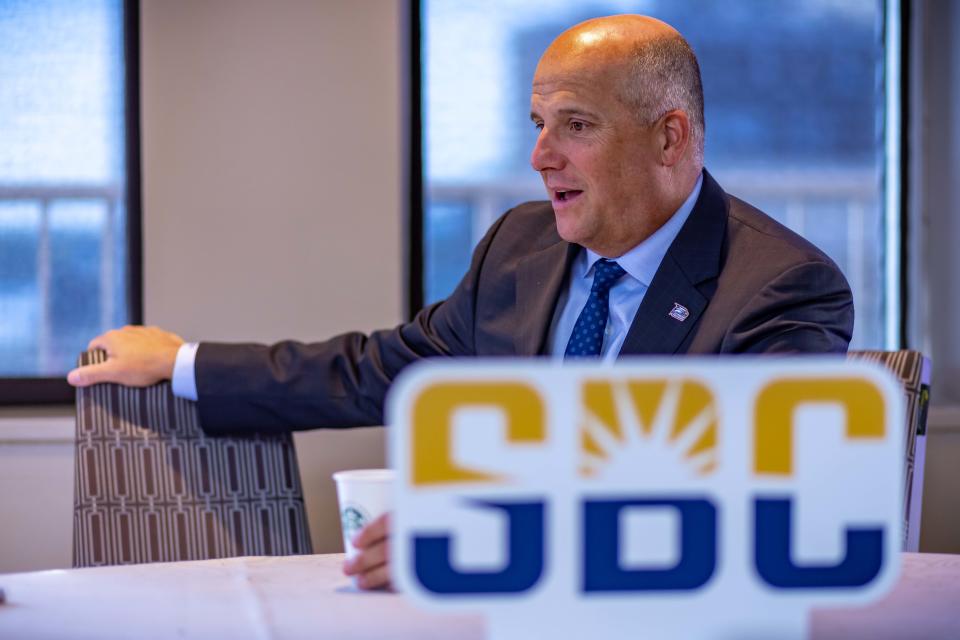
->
xmin=0 ymin=407 xmax=74 ymax=443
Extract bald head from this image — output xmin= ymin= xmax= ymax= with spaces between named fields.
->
xmin=538 ymin=15 xmax=679 ymax=67
xmin=529 ymin=15 xmax=706 ymax=255
xmin=536 ymin=15 xmax=705 ymax=166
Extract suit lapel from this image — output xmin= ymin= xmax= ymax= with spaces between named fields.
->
xmin=620 ymin=252 xmax=707 ymax=354
xmin=514 ymin=240 xmax=578 ymax=355
xmin=620 ymin=170 xmax=728 ymax=355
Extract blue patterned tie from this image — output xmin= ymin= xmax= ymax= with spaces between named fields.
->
xmin=564 ymin=259 xmax=626 ymax=358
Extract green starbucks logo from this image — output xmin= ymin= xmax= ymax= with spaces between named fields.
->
xmin=341 ymin=504 xmax=370 ymax=542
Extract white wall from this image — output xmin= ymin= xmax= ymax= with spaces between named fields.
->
xmin=140 ymin=0 xmax=403 ymax=554
xmin=908 ymin=0 xmax=960 ymax=554
xmin=0 ymin=409 xmax=74 ymax=572
xmin=141 ymin=0 xmax=403 ymax=344
xmin=910 ymin=0 xmax=960 ymax=408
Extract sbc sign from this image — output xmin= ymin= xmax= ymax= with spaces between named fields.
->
xmin=387 ymin=359 xmax=903 ymax=640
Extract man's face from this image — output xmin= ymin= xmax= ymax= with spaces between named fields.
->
xmin=530 ymin=56 xmax=661 ymax=257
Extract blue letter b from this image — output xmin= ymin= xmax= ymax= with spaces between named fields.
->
xmin=583 ymin=498 xmax=717 ymax=592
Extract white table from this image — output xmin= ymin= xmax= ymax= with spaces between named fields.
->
xmin=1 ymin=553 xmax=957 ymax=639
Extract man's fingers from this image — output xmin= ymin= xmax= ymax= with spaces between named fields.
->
xmin=66 ymin=361 xmax=118 ymax=387
xmin=347 ymin=538 xmax=390 ymax=573
xmin=343 ymin=513 xmax=394 ymax=591
xmin=70 ymin=325 xmax=184 ymax=388
xmin=356 ymin=562 xmax=392 ymax=591
xmin=343 ymin=538 xmax=392 ymax=590
xmin=352 ymin=512 xmax=390 ymax=549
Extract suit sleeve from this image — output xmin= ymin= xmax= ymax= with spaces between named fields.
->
xmin=722 ymin=260 xmax=855 ymax=354
xmin=195 ymin=214 xmax=510 ymax=435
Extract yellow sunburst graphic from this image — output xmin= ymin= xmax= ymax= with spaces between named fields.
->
xmin=579 ymin=378 xmax=718 ymax=479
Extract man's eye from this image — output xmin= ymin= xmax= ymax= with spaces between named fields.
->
xmin=570 ymin=121 xmax=586 ymax=132
xmin=534 ymin=122 xmax=544 ymax=131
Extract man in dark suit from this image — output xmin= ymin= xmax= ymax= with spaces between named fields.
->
xmin=68 ymin=15 xmax=853 ymax=589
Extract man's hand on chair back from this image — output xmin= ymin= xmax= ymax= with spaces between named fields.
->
xmin=67 ymin=326 xmax=185 ymax=388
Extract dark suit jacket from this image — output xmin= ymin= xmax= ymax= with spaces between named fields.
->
xmin=196 ymin=171 xmax=853 ymax=434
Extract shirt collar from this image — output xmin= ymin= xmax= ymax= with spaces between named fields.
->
xmin=581 ymin=173 xmax=704 ymax=286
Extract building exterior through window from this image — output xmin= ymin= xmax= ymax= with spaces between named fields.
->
xmin=0 ymin=0 xmax=130 ymax=377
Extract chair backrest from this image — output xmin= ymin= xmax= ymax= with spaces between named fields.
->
xmin=848 ymin=349 xmax=931 ymax=552
xmin=73 ymin=350 xmax=312 ymax=567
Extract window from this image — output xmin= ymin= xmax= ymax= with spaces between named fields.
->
xmin=0 ymin=0 xmax=139 ymax=402
xmin=416 ymin=0 xmax=900 ymax=349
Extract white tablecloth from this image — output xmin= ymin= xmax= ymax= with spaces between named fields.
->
xmin=0 ymin=552 xmax=957 ymax=639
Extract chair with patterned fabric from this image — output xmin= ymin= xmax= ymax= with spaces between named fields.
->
xmin=848 ymin=349 xmax=931 ymax=552
xmin=72 ymin=350 xmax=312 ymax=567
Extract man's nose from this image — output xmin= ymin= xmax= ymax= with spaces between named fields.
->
xmin=530 ymin=128 xmax=562 ymax=172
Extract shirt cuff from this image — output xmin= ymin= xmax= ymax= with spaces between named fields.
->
xmin=171 ymin=342 xmax=200 ymax=401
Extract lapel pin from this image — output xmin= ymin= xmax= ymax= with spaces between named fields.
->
xmin=668 ymin=302 xmax=690 ymax=322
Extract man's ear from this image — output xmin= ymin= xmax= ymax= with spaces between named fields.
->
xmin=658 ymin=110 xmax=691 ymax=167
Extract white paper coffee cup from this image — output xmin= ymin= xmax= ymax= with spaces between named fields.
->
xmin=332 ymin=468 xmax=395 ymax=559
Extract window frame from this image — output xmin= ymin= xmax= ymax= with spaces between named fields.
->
xmin=0 ymin=0 xmax=143 ymax=406
xmin=406 ymin=0 xmax=425 ymax=319
xmin=894 ymin=0 xmax=911 ymax=348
